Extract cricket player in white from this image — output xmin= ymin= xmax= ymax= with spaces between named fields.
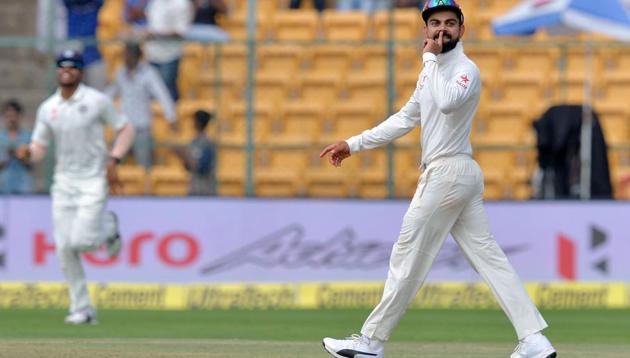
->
xmin=320 ymin=1 xmax=556 ymax=357
xmin=18 ymin=50 xmax=135 ymax=325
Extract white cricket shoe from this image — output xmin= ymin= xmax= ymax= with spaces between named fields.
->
xmin=104 ymin=211 xmax=121 ymax=257
xmin=64 ymin=312 xmax=98 ymax=325
xmin=511 ymin=333 xmax=557 ymax=358
xmin=323 ymin=334 xmax=384 ymax=358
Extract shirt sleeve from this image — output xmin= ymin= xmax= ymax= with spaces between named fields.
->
xmin=173 ymin=0 xmax=193 ymax=34
xmin=100 ymin=94 xmax=128 ymax=131
xmin=422 ymin=52 xmax=480 ymax=115
xmin=345 ymin=91 xmax=421 ymax=154
xmin=104 ymin=71 xmax=120 ymax=99
xmin=31 ymin=104 xmax=52 ymax=146
xmin=146 ymin=66 xmax=177 ymax=123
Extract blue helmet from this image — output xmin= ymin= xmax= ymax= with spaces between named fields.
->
xmin=422 ymin=0 xmax=464 ymax=25
xmin=56 ymin=49 xmax=84 ymax=69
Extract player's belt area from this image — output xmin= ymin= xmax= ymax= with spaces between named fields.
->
xmin=421 ymin=153 xmax=472 ymax=171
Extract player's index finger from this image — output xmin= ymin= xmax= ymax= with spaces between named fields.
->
xmin=319 ymin=145 xmax=334 ymax=157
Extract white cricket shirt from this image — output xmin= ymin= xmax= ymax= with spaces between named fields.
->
xmin=145 ymin=0 xmax=193 ymax=64
xmin=346 ymin=42 xmax=481 ymax=169
xmin=33 ymin=84 xmax=128 ymax=180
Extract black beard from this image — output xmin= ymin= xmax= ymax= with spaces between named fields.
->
xmin=441 ymin=38 xmax=459 ymax=53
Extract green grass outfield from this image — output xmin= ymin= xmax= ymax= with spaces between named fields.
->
xmin=0 ymin=309 xmax=628 ymax=357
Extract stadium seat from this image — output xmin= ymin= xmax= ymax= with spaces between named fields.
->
xmin=321 ymin=10 xmax=369 ymax=42
xmin=356 ymin=148 xmax=389 ymax=199
xmin=274 ymin=101 xmax=325 ymax=145
xmin=473 ymin=101 xmax=532 ymax=145
xmin=271 ymin=9 xmax=320 ymax=41
xmin=475 ymin=149 xmax=516 ymax=200
xmin=220 ymin=101 xmax=275 ymax=145
xmin=117 ymin=165 xmax=148 ymax=195
xmin=217 ymin=44 xmax=248 ymax=77
xmin=304 ymin=161 xmax=357 ymax=198
xmin=178 ymin=43 xmax=206 ymax=98
xmin=395 ymin=45 xmax=422 ymax=78
xmin=216 ymin=146 xmax=246 ymax=196
xmin=355 ymin=45 xmax=388 ymax=73
xmin=593 ymin=100 xmax=630 ymax=146
xmin=612 ymin=164 xmax=630 ymax=199
xmin=502 ymin=48 xmax=560 ymax=97
xmin=509 ymin=149 xmax=536 ymax=200
xmin=372 ymin=8 xmax=421 ymax=41
xmin=396 ymin=126 xmax=421 ymax=147
xmin=219 ymin=12 xmax=268 ymax=40
xmin=345 ymin=72 xmax=388 ymax=116
xmin=322 ymin=101 xmax=378 ymax=142
xmin=197 ymin=72 xmax=244 ymax=105
xmin=466 ymin=46 xmax=505 ymax=86
xmin=258 ymin=44 xmax=305 ymax=75
xmin=393 ymin=145 xmax=422 ymax=198
xmin=307 ymin=44 xmax=355 ymax=74
xmin=255 ymin=72 xmax=293 ymax=108
xmin=395 ymin=72 xmax=419 ymax=106
xmin=150 ymin=165 xmax=190 ymax=196
xmin=254 ymin=146 xmax=308 ymax=197
xmin=297 ymin=72 xmax=343 ymax=107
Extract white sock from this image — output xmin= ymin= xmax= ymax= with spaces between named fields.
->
xmin=523 ymin=331 xmax=543 ymax=342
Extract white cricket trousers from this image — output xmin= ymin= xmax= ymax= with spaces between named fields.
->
xmin=51 ymin=176 xmax=114 ymax=315
xmin=361 ymin=155 xmax=548 ymax=341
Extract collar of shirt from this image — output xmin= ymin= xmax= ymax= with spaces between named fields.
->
xmin=54 ymin=83 xmax=87 ymax=104
xmin=436 ymin=41 xmax=464 ymax=65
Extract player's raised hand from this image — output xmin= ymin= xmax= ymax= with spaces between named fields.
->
xmin=106 ymin=159 xmax=124 ymax=195
xmin=319 ymin=141 xmax=351 ymax=167
xmin=423 ymin=31 xmax=444 ymax=55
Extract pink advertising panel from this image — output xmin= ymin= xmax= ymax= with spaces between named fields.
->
xmin=0 ymin=197 xmax=627 ymax=283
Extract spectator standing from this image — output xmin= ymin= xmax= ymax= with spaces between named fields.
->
xmin=63 ymin=0 xmax=107 ymax=90
xmin=144 ymin=0 xmax=194 ymax=101
xmin=175 ymin=110 xmax=216 ymax=195
xmin=0 ymin=100 xmax=34 ymax=194
xmin=106 ymin=42 xmax=177 ymax=170
xmin=289 ymin=0 xmax=326 ymax=12
xmin=124 ymin=0 xmax=149 ymax=35
xmin=186 ymin=0 xmax=230 ymax=42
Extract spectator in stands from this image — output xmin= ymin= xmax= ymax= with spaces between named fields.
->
xmin=336 ymin=0 xmax=390 ymax=12
xmin=186 ymin=0 xmax=230 ymax=42
xmin=106 ymin=42 xmax=177 ymax=170
xmin=175 ymin=110 xmax=216 ymax=195
xmin=396 ymin=0 xmax=425 ymax=9
xmin=124 ymin=0 xmax=149 ymax=35
xmin=144 ymin=0 xmax=193 ymax=101
xmin=0 ymin=100 xmax=34 ymax=194
xmin=63 ymin=0 xmax=107 ymax=90
xmin=289 ymin=0 xmax=326 ymax=12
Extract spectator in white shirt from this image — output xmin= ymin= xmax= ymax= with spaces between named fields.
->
xmin=106 ymin=42 xmax=177 ymax=170
xmin=144 ymin=0 xmax=193 ymax=101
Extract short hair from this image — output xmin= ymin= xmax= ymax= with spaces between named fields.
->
xmin=125 ymin=42 xmax=143 ymax=58
xmin=2 ymin=99 xmax=22 ymax=114
xmin=194 ymin=110 xmax=213 ymax=130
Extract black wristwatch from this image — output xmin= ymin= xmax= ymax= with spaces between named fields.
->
xmin=109 ymin=156 xmax=121 ymax=165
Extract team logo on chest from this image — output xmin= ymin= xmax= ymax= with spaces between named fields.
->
xmin=456 ymin=74 xmax=470 ymax=89
xmin=78 ymin=104 xmax=88 ymax=114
